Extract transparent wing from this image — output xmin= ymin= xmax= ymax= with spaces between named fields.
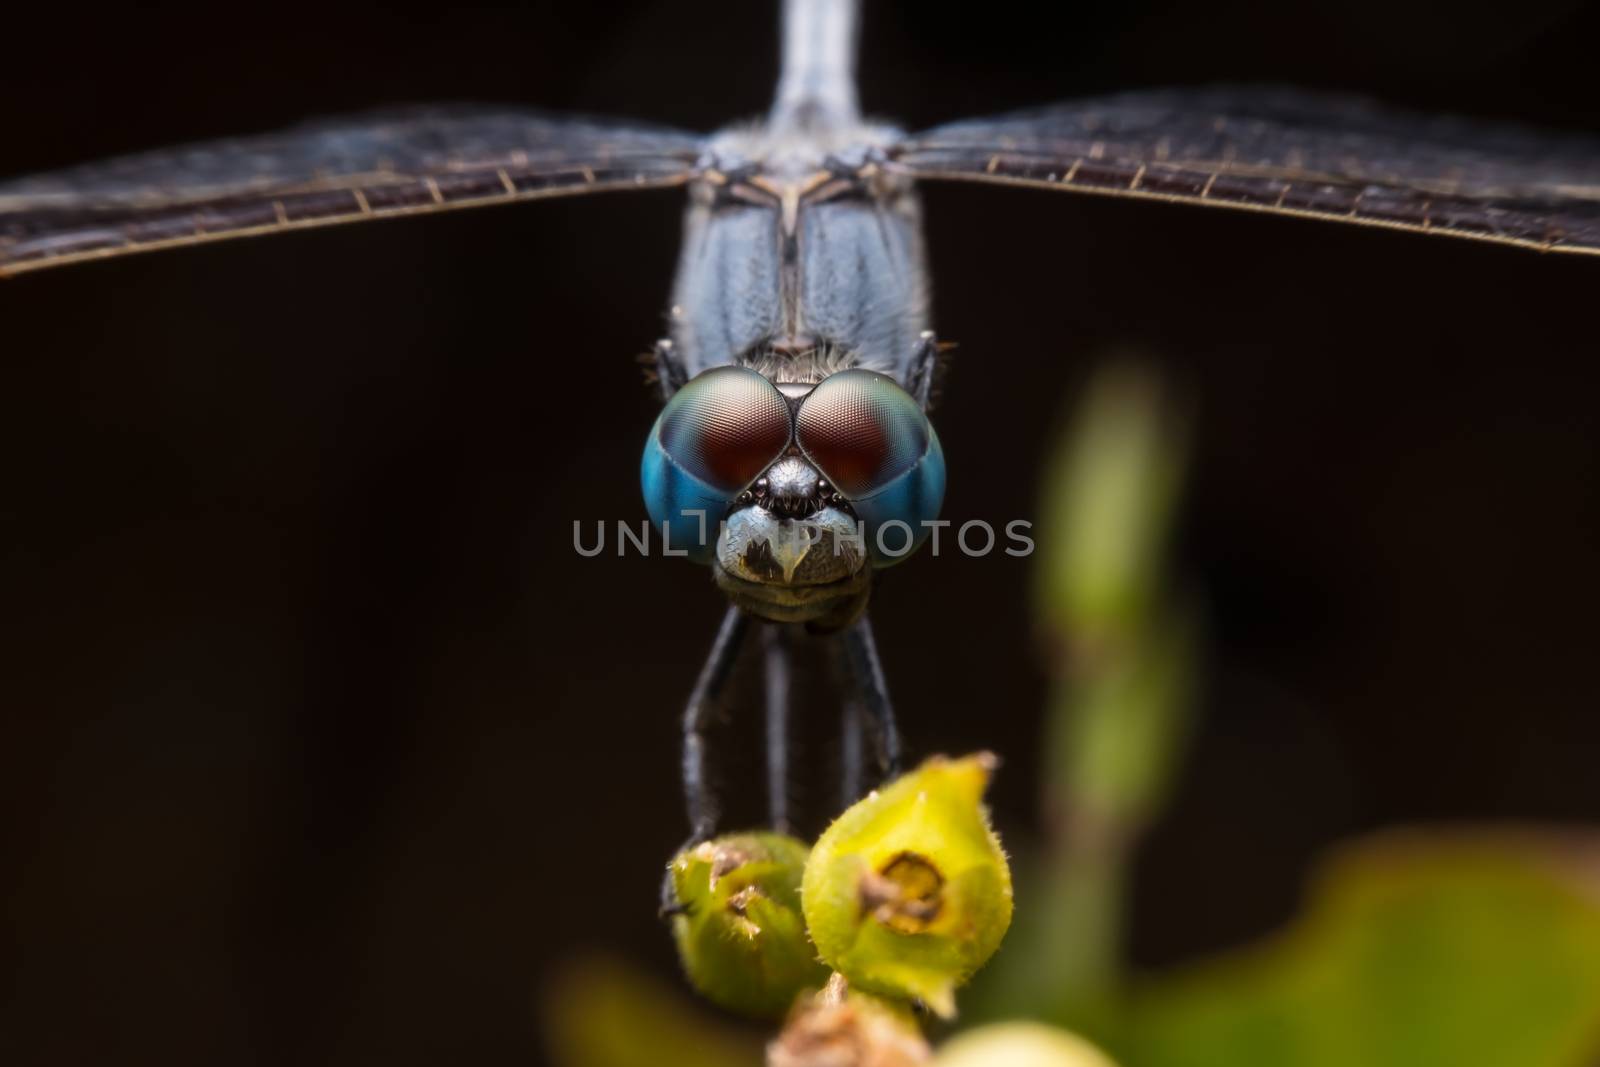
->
xmin=0 ymin=108 xmax=704 ymax=276
xmin=890 ymin=87 xmax=1600 ymax=257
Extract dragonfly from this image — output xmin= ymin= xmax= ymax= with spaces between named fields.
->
xmin=5 ymin=0 xmax=1599 ymax=877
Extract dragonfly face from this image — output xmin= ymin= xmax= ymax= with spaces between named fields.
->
xmin=642 ymin=363 xmax=945 ymax=628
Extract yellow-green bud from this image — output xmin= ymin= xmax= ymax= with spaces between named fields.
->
xmin=667 ymin=832 xmax=829 ymax=1019
xmin=802 ymin=754 xmax=1014 ymax=1017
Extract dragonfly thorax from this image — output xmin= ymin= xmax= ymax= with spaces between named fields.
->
xmin=668 ymin=127 xmax=931 ymax=388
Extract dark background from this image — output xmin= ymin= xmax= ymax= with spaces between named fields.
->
xmin=3 ymin=2 xmax=1598 ymax=1063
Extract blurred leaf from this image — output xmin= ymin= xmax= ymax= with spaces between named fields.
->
xmin=1054 ymin=606 xmax=1197 ymax=836
xmin=968 ymin=608 xmax=1197 ymax=1030
xmin=1036 ymin=360 xmax=1186 ymax=640
xmin=970 ymin=359 xmax=1194 ymax=1030
xmin=1128 ymin=830 xmax=1600 ymax=1067
xmin=542 ymin=955 xmax=762 ymax=1067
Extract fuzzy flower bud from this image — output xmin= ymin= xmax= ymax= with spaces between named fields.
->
xmin=801 ymin=754 xmax=1013 ymax=1016
xmin=667 ymin=832 xmax=829 ymax=1019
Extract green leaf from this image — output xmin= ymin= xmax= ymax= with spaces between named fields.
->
xmin=1129 ymin=830 xmax=1600 ymax=1067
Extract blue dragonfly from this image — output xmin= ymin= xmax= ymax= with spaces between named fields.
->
xmin=4 ymin=0 xmax=1598 ymax=866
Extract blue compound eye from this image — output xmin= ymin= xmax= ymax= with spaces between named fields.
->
xmin=795 ymin=368 xmax=945 ymax=567
xmin=641 ymin=366 xmax=792 ymax=561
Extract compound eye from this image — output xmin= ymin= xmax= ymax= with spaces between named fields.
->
xmin=795 ymin=369 xmax=929 ymax=498
xmin=794 ymin=368 xmax=944 ymax=568
xmin=641 ymin=366 xmax=794 ymax=563
xmin=654 ymin=366 xmax=793 ymax=492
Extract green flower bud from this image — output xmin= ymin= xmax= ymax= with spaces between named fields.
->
xmin=802 ymin=754 xmax=1013 ymax=1017
xmin=667 ymin=832 xmax=829 ymax=1019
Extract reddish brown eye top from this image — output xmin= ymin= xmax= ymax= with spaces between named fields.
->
xmin=794 ymin=368 xmax=929 ymax=498
xmin=655 ymin=366 xmax=793 ymax=493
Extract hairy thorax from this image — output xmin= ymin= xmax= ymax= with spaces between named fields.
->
xmin=669 ymin=121 xmax=931 ymax=388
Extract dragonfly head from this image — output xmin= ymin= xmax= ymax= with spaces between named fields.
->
xmin=641 ymin=365 xmax=945 ymax=627
xmin=711 ymin=464 xmax=871 ymax=628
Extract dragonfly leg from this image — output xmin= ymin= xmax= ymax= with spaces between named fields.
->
xmin=839 ymin=696 xmax=864 ymax=810
xmin=653 ymin=337 xmax=689 ymax=401
xmin=763 ymin=624 xmax=793 ymax=834
xmin=837 ymin=613 xmax=902 ymax=783
xmin=662 ymin=604 xmax=750 ymax=917
xmin=681 ymin=604 xmax=750 ymax=840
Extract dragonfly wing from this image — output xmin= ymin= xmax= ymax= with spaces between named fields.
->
xmin=890 ymin=87 xmax=1600 ymax=257
xmin=0 ymin=108 xmax=704 ymax=276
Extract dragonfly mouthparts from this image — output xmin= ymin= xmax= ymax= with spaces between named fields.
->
xmin=713 ymin=500 xmax=869 ymax=626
